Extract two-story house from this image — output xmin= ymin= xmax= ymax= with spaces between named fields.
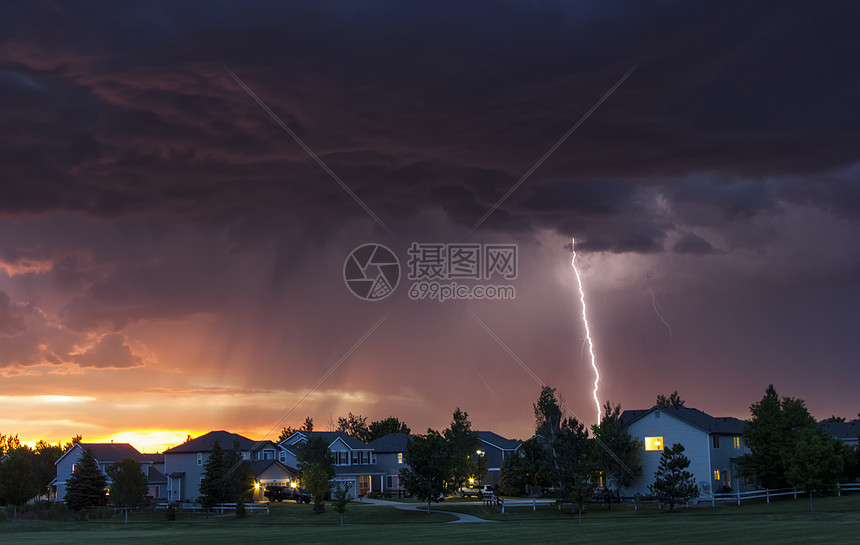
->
xmin=620 ymin=405 xmax=751 ymax=498
xmin=280 ymin=431 xmax=384 ymax=498
xmin=366 ymin=432 xmax=410 ymax=497
xmin=52 ymin=442 xmax=166 ymax=502
xmin=163 ymin=430 xmax=294 ymax=502
xmin=476 ymin=431 xmax=522 ymax=487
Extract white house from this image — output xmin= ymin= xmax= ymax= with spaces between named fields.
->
xmin=620 ymin=405 xmax=751 ymax=498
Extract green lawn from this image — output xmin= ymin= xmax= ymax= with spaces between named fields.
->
xmin=2 ymin=494 xmax=858 ymax=544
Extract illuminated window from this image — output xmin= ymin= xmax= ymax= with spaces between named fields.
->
xmin=714 ymin=470 xmax=720 ymax=481
xmin=398 ymin=453 xmax=403 ymax=464
xmin=733 ymin=437 xmax=741 ymax=449
xmin=71 ymin=464 xmax=77 ymax=473
xmin=644 ymin=437 xmax=664 ymax=451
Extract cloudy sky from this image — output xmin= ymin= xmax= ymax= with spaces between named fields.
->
xmin=2 ymin=1 xmax=858 ymax=452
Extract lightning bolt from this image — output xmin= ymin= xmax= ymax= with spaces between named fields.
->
xmin=571 ymin=237 xmax=601 ymax=424
xmin=649 ymin=287 xmax=675 ymax=340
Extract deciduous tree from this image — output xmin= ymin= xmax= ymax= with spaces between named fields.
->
xmin=367 ymin=417 xmax=411 ymax=442
xmin=107 ymin=458 xmax=148 ymax=523
xmin=296 ymin=435 xmax=335 ymax=514
xmin=444 ymin=408 xmax=479 ymax=490
xmin=400 ymin=430 xmax=453 ymax=513
xmin=785 ymin=427 xmax=843 ymax=513
xmin=656 ymin=391 xmax=685 ymax=408
xmin=0 ymin=446 xmax=38 ymax=508
xmin=337 ymin=412 xmax=370 ymax=442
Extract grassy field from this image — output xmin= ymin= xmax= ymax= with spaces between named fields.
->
xmin=1 ymin=494 xmax=858 ymax=544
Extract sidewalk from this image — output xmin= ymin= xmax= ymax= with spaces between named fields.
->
xmin=361 ymin=498 xmax=497 ymax=523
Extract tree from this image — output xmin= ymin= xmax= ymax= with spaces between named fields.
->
xmin=592 ymin=401 xmax=643 ymax=503
xmin=296 ymin=435 xmax=335 ymax=514
xmin=278 ymin=416 xmax=315 ymax=443
xmin=33 ymin=440 xmax=65 ymax=498
xmin=443 ymin=408 xmax=480 ymax=490
xmin=820 ymin=415 xmax=846 ymax=423
xmin=367 ymin=417 xmax=411 ymax=442
xmin=497 ymin=438 xmax=550 ymax=497
xmin=400 ymin=430 xmax=453 ymax=513
xmin=337 ymin=412 xmax=370 ymax=442
xmin=656 ymin=391 xmax=685 ymax=408
xmin=738 ymin=385 xmax=816 ymax=489
xmin=555 ymin=416 xmax=593 ymax=518
xmin=106 ymin=458 xmax=148 ymax=523
xmin=331 ymin=482 xmax=352 ymax=526
xmin=0 ymin=446 xmax=38 ymax=509
xmin=785 ymin=427 xmax=843 ymax=513
xmin=648 ymin=443 xmax=698 ymax=512
xmin=65 ymin=447 xmax=107 ymax=511
xmin=199 ymin=440 xmax=254 ymax=511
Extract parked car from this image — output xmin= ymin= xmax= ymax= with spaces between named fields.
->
xmin=264 ymin=485 xmax=312 ymax=503
xmin=459 ymin=484 xmax=494 ymax=499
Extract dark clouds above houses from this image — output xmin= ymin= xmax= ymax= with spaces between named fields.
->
xmin=0 ymin=1 xmax=857 ymax=255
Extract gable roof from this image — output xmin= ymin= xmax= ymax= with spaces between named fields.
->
xmin=146 ymin=465 xmax=167 ymax=484
xmin=366 ymin=433 xmax=410 ymax=453
xmin=56 ymin=442 xmax=143 ymax=466
xmin=477 ymin=431 xmax=521 ymax=451
xmin=821 ymin=421 xmax=860 ymax=441
xmin=250 ymin=459 xmax=298 ymax=477
xmin=283 ymin=431 xmax=369 ymax=451
xmin=620 ymin=406 xmax=746 ymax=435
xmin=163 ymin=431 xmax=257 ymax=454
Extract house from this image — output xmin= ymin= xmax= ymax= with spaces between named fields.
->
xmin=163 ymin=430 xmax=292 ymax=502
xmin=821 ymin=421 xmax=860 ymax=447
xmin=366 ymin=433 xmax=410 ymax=497
xmin=620 ymin=405 xmax=750 ymax=498
xmin=249 ymin=459 xmax=300 ymax=502
xmin=476 ymin=431 xmax=522 ymax=487
xmin=52 ymin=442 xmax=165 ymax=502
xmin=280 ymin=431 xmax=384 ymax=498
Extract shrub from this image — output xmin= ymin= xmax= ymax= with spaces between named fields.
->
xmin=165 ymin=503 xmax=176 ymax=521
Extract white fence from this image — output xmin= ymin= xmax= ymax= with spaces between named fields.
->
xmin=154 ymin=502 xmax=270 ymax=514
xmin=705 ymin=482 xmax=860 ymax=507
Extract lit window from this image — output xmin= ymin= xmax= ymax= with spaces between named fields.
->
xmin=714 ymin=470 xmax=720 ymax=481
xmin=733 ymin=437 xmax=741 ymax=449
xmin=71 ymin=464 xmax=77 ymax=473
xmin=644 ymin=437 xmax=664 ymax=451
xmin=397 ymin=452 xmax=403 ymax=464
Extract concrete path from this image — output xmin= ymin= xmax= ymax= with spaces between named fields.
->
xmin=362 ymin=498 xmax=497 ymax=523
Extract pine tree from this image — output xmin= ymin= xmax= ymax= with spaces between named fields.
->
xmin=648 ymin=443 xmax=698 ymax=512
xmin=592 ymin=401 xmax=643 ymax=503
xmin=65 ymin=447 xmax=107 ymax=511
xmin=199 ymin=440 xmax=226 ymax=510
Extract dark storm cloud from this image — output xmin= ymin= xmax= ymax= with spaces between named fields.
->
xmin=1 ymin=0 xmax=858 ymax=252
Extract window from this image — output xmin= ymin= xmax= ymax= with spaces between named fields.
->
xmin=654 ymin=411 xmax=661 ymax=418
xmin=279 ymin=451 xmax=286 ymax=463
xmin=712 ymin=435 xmax=720 ymax=448
xmin=197 ymin=453 xmax=202 ymax=466
xmin=71 ymin=464 xmax=77 ymax=473
xmin=335 ymin=451 xmax=349 ymax=465
xmin=264 ymin=450 xmax=274 ymax=460
xmin=242 ymin=452 xmax=250 ymax=460
xmin=644 ymin=437 xmax=664 ymax=451
xmin=733 ymin=436 xmax=741 ymax=449
xmin=397 ymin=453 xmax=403 ymax=464
xmin=351 ymin=451 xmax=359 ymax=465
xmin=714 ymin=470 xmax=720 ymax=481
xmin=386 ymin=475 xmax=399 ymax=489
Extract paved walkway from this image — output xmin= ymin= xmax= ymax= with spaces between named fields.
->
xmin=362 ymin=498 xmax=497 ymax=523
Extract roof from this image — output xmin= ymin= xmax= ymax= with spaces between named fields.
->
xmin=334 ymin=464 xmax=384 ymax=476
xmin=250 ymin=459 xmax=297 ymax=476
xmin=163 ymin=431 xmax=257 ymax=454
xmin=56 ymin=442 xmax=143 ymax=466
xmin=477 ymin=431 xmax=521 ymax=451
xmin=821 ymin=421 xmax=860 ymax=440
xmin=620 ymin=406 xmax=746 ymax=435
xmin=366 ymin=433 xmax=410 ymax=453
xmin=139 ymin=453 xmax=164 ymax=464
xmin=284 ymin=431 xmax=370 ymax=451
xmin=146 ymin=465 xmax=167 ymax=484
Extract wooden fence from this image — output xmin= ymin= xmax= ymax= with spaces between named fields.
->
xmin=154 ymin=502 xmax=270 ymax=514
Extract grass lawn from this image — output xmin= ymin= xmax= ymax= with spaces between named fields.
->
xmin=2 ymin=494 xmax=858 ymax=544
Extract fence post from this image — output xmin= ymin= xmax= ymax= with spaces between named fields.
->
xmin=737 ymin=491 xmax=741 ymax=507
xmin=793 ymin=489 xmax=797 ymax=500
xmin=766 ymin=489 xmax=770 ymax=504
xmin=533 ymin=497 xmax=536 ymax=512
xmin=837 ymin=483 xmax=841 ymax=497
xmin=501 ymin=498 xmax=505 ymax=514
